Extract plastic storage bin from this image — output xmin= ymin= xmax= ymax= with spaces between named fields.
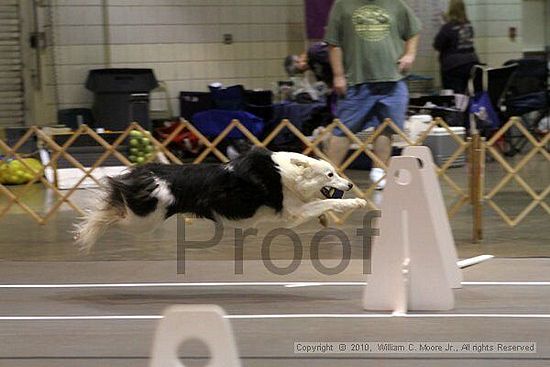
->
xmin=423 ymin=127 xmax=466 ymax=167
xmin=179 ymin=91 xmax=214 ymax=121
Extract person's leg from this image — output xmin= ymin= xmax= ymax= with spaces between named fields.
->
xmin=442 ymin=63 xmax=475 ymax=94
xmin=373 ymin=134 xmax=392 ymax=167
xmin=454 ymin=63 xmax=477 ymax=94
xmin=371 ymin=81 xmax=408 ymax=189
xmin=361 ymin=100 xmax=392 ymax=167
xmin=441 ymin=69 xmax=455 ymax=91
xmin=326 ymin=135 xmax=352 ymax=167
xmin=376 ymin=81 xmax=408 ymax=165
xmin=367 ymin=102 xmax=391 ymax=188
xmin=327 ymin=84 xmax=376 ymax=167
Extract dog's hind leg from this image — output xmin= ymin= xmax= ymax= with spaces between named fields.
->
xmin=73 ymin=175 xmax=131 ymax=253
xmin=73 ymin=205 xmax=125 ymax=253
xmin=73 ymin=168 xmax=173 ymax=252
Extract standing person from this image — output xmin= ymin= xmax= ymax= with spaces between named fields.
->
xmin=324 ymin=0 xmax=421 ymax=189
xmin=433 ymin=0 xmax=479 ymax=94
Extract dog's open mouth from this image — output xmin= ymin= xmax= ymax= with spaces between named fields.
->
xmin=321 ymin=186 xmax=345 ymax=199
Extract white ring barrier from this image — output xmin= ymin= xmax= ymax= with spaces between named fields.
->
xmin=363 ymin=154 xmax=459 ymax=312
xmin=150 ymin=305 xmax=241 ymax=367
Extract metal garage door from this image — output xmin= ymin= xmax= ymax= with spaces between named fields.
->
xmin=0 ymin=0 xmax=24 ymax=127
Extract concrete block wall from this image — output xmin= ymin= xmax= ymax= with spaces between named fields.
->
xmin=49 ymin=0 xmax=305 ymax=114
xmin=45 ymin=0 xmax=528 ymax=116
xmin=467 ymin=0 xmax=523 ymax=67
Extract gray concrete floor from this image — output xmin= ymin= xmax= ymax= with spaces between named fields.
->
xmin=0 ymin=259 xmax=550 ymax=366
xmin=0 ymin=260 xmax=549 ymax=366
xmin=0 ymin=155 xmax=549 ymax=366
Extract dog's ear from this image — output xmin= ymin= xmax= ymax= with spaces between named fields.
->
xmin=290 ymin=158 xmax=310 ymax=169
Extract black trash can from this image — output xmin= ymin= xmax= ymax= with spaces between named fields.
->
xmin=85 ymin=68 xmax=158 ymax=131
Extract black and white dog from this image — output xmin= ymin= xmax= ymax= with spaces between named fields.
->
xmin=74 ymin=148 xmax=367 ymax=252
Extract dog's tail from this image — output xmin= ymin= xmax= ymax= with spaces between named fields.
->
xmin=73 ymin=176 xmax=128 ymax=253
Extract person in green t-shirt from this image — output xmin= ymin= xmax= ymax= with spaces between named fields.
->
xmin=324 ymin=0 xmax=421 ymax=189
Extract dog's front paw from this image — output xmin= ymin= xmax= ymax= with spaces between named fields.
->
xmin=334 ymin=198 xmax=367 ymax=212
xmin=349 ymin=198 xmax=367 ymax=209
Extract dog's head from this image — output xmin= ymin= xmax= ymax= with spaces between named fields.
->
xmin=273 ymin=152 xmax=353 ymax=201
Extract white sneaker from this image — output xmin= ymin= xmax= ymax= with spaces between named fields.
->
xmin=369 ymin=167 xmax=386 ymax=190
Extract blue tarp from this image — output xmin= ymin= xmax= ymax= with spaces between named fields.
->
xmin=192 ymin=109 xmax=264 ymax=139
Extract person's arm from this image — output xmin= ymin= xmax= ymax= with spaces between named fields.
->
xmin=329 ymin=45 xmax=346 ymax=95
xmin=433 ymin=24 xmax=449 ymax=51
xmin=398 ymin=34 xmax=419 ymax=73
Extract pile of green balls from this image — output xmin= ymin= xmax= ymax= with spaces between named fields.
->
xmin=128 ymin=130 xmax=154 ymax=165
xmin=0 ymin=158 xmax=44 ymax=185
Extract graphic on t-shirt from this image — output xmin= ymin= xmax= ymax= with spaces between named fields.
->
xmin=457 ymin=25 xmax=474 ymax=50
xmin=352 ymin=5 xmax=391 ymax=42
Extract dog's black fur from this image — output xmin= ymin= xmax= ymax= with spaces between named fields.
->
xmin=106 ymin=147 xmax=283 ymax=221
xmin=75 ymin=147 xmax=366 ymax=252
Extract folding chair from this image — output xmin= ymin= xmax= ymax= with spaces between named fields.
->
xmin=472 ymin=63 xmax=519 ymax=115
xmin=499 ymin=58 xmax=549 ymax=156
xmin=468 ymin=63 xmax=518 ymax=137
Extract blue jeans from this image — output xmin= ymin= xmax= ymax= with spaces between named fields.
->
xmin=333 ymin=81 xmax=408 ymax=136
